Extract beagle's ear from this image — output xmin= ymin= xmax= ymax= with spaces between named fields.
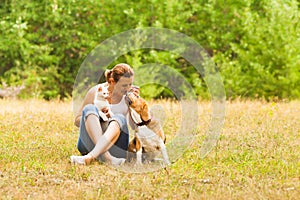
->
xmin=141 ymin=103 xmax=151 ymax=121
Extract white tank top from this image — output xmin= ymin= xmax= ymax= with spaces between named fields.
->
xmin=110 ymin=95 xmax=129 ymax=116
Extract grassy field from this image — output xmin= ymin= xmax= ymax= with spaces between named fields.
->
xmin=0 ymin=99 xmax=299 ymax=199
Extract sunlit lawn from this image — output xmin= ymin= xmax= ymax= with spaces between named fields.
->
xmin=0 ymin=99 xmax=299 ymax=199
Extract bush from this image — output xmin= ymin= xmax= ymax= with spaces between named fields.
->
xmin=214 ymin=0 xmax=300 ymax=99
xmin=0 ymin=0 xmax=299 ymax=100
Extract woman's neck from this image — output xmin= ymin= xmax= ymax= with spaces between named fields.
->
xmin=108 ymin=94 xmax=123 ymax=104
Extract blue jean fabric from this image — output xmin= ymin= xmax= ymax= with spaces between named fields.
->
xmin=77 ymin=104 xmax=129 ymax=159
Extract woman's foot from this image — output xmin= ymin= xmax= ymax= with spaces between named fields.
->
xmin=70 ymin=154 xmax=94 ymax=165
xmin=102 ymin=153 xmax=126 ymax=166
xmin=109 ymin=157 xmax=126 ymax=166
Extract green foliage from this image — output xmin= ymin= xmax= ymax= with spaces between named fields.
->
xmin=214 ymin=0 xmax=300 ymax=99
xmin=0 ymin=0 xmax=299 ymax=100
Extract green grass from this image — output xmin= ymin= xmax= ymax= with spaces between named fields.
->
xmin=0 ymin=99 xmax=299 ymax=199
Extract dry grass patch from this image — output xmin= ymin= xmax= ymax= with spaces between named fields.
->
xmin=0 ymin=99 xmax=299 ymax=199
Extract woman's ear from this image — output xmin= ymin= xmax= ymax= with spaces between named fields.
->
xmin=108 ymin=77 xmax=115 ymax=84
xmin=108 ymin=78 xmax=115 ymax=93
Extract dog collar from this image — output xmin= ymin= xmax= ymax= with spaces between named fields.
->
xmin=136 ymin=118 xmax=152 ymax=126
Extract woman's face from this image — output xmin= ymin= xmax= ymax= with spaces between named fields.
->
xmin=110 ymin=76 xmax=134 ymax=96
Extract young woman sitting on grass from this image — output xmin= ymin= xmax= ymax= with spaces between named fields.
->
xmin=71 ymin=63 xmax=139 ymax=165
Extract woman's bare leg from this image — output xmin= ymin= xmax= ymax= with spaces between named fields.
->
xmin=71 ymin=115 xmax=125 ymax=165
xmin=87 ymin=121 xmax=125 ymax=165
xmin=85 ymin=114 xmax=103 ymax=142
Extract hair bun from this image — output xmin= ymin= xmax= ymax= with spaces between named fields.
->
xmin=104 ymin=69 xmax=112 ymax=78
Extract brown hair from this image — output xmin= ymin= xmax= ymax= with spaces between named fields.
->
xmin=105 ymin=63 xmax=134 ymax=83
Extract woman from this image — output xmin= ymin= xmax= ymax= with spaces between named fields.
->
xmin=71 ymin=63 xmax=139 ymax=165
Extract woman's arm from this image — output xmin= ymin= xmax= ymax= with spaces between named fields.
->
xmin=74 ymin=85 xmax=98 ymax=127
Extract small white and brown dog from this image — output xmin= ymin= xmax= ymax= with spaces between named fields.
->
xmin=125 ymin=92 xmax=170 ymax=165
xmin=94 ymin=83 xmax=114 ymax=121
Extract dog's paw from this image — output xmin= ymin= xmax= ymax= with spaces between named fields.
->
xmin=134 ymin=161 xmax=143 ymax=166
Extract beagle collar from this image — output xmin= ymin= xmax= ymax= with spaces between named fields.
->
xmin=136 ymin=118 xmax=152 ymax=126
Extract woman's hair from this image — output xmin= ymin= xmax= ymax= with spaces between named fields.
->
xmin=105 ymin=63 xmax=134 ymax=83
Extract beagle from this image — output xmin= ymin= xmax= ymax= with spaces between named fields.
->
xmin=125 ymin=92 xmax=170 ymax=165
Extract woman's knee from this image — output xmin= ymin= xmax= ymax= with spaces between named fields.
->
xmin=82 ymin=104 xmax=99 ymax=120
xmin=109 ymin=114 xmax=129 ymax=135
xmin=83 ymin=104 xmax=98 ymax=113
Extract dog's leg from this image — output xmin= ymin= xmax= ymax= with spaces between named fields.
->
xmin=159 ymin=139 xmax=170 ymax=165
xmin=134 ymin=136 xmax=143 ymax=165
xmin=136 ymin=147 xmax=143 ymax=165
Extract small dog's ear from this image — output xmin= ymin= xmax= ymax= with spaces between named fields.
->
xmin=98 ymin=86 xmax=103 ymax=92
xmin=141 ymin=103 xmax=151 ymax=121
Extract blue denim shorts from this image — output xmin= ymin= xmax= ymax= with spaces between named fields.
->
xmin=77 ymin=104 xmax=129 ymax=159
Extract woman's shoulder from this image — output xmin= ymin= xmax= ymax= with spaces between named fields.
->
xmin=88 ymin=82 xmax=108 ymax=92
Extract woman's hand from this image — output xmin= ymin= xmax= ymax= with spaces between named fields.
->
xmin=130 ymin=85 xmax=140 ymax=97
